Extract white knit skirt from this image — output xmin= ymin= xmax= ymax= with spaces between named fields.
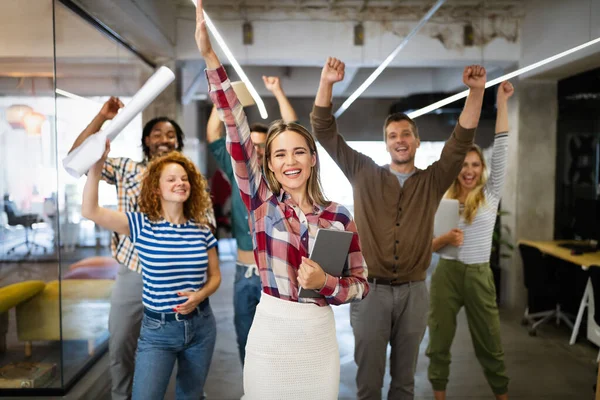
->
xmin=242 ymin=292 xmax=340 ymax=400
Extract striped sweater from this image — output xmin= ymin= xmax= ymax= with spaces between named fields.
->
xmin=444 ymin=133 xmax=509 ymax=264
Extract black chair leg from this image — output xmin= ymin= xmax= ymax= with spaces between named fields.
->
xmin=6 ymin=228 xmax=48 ymax=255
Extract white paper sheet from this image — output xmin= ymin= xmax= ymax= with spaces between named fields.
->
xmin=62 ymin=66 xmax=176 ymax=178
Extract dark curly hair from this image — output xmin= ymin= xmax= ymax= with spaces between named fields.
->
xmin=139 ymin=152 xmax=211 ymax=226
xmin=141 ymin=117 xmax=185 ymax=159
xmin=250 ymin=122 xmax=268 ymax=134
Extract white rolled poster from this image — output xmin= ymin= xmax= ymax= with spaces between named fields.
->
xmin=62 ymin=66 xmax=176 ymax=178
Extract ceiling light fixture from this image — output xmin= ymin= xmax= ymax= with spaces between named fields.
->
xmin=6 ymin=104 xmax=33 ymax=128
xmin=334 ymin=0 xmax=447 ymax=118
xmin=407 ymin=36 xmax=600 ymax=119
xmin=23 ymin=111 xmax=46 ymax=135
xmin=190 ymin=0 xmax=268 ymax=119
xmin=55 ymin=88 xmax=101 ymax=105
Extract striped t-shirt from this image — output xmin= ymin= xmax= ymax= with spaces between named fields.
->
xmin=126 ymin=212 xmax=218 ymax=312
xmin=441 ymin=133 xmax=509 ymax=265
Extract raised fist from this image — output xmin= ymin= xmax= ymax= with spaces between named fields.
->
xmin=463 ymin=65 xmax=486 ymax=90
xmin=320 ymin=57 xmax=345 ymax=85
xmin=497 ymin=81 xmax=514 ymax=102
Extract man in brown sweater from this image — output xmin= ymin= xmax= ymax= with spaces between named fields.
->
xmin=311 ymin=57 xmax=486 ymax=400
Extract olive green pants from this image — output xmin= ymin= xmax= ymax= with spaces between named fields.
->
xmin=426 ymin=258 xmax=509 ymax=395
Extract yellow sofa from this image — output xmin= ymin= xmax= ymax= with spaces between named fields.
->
xmin=16 ymin=279 xmax=114 ymax=356
xmin=0 ymin=281 xmax=46 ymax=353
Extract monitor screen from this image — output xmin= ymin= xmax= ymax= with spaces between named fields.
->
xmin=571 ymin=197 xmax=600 ymax=241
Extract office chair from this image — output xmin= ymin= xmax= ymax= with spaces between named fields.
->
xmin=3 ymin=197 xmax=48 ymax=255
xmin=519 ymin=243 xmax=574 ymax=336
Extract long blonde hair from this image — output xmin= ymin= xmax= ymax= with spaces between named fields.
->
xmin=263 ymin=120 xmax=330 ymax=208
xmin=444 ymin=145 xmax=488 ymax=224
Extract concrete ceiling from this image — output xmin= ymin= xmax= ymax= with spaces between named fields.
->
xmin=2 ymin=0 xmax=600 ymax=101
xmin=174 ymin=0 xmax=522 ymax=98
xmin=189 ymin=0 xmax=524 ymax=20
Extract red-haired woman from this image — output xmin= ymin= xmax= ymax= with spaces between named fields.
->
xmin=82 ymin=145 xmax=220 ymax=400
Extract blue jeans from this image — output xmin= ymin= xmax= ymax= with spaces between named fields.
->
xmin=131 ymin=304 xmax=216 ymax=400
xmin=233 ymin=263 xmax=262 ymax=365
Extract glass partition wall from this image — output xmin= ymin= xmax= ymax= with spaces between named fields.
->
xmin=0 ymin=0 xmax=152 ymax=394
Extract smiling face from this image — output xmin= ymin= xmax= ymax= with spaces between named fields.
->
xmin=385 ymin=120 xmax=420 ymax=167
xmin=144 ymin=121 xmax=179 ymax=158
xmin=267 ymin=130 xmax=316 ymax=195
xmin=158 ymin=163 xmax=191 ymax=204
xmin=458 ymin=150 xmax=484 ymax=192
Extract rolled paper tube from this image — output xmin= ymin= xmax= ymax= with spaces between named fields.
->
xmin=231 ymin=81 xmax=255 ymax=107
xmin=63 ymin=132 xmax=108 ymax=178
xmin=62 ymin=66 xmax=176 ymax=178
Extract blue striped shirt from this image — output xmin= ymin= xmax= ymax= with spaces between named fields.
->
xmin=126 ymin=212 xmax=218 ymax=312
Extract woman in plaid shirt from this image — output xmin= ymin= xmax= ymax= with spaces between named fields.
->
xmin=195 ymin=2 xmax=369 ymax=398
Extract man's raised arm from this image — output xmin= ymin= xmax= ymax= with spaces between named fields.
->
xmin=311 ymin=57 xmax=375 ymax=183
xmin=430 ymin=65 xmax=486 ymax=196
xmin=458 ymin=65 xmax=486 ymax=131
xmin=263 ymin=76 xmax=298 ymax=123
xmin=68 ymin=97 xmax=123 ymax=154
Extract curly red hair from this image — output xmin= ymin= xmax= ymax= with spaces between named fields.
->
xmin=139 ymin=152 xmax=211 ymax=226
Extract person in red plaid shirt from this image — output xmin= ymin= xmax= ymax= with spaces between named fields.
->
xmin=195 ymin=2 xmax=368 ymax=398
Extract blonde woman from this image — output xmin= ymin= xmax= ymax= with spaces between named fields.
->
xmin=426 ymin=81 xmax=514 ymax=400
xmin=194 ymin=2 xmax=368 ymax=398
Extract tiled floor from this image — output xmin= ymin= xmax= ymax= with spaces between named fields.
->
xmin=2 ymin=240 xmax=598 ymax=399
xmin=176 ymin=246 xmax=599 ymax=399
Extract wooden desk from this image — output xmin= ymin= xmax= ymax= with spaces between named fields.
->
xmin=518 ymin=240 xmax=600 ymax=269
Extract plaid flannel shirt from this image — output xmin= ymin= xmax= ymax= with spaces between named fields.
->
xmin=206 ymin=65 xmax=368 ymax=306
xmin=102 ymin=157 xmax=146 ymax=273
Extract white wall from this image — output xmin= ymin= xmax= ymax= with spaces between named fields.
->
xmin=520 ymin=0 xmax=600 ymax=79
xmin=176 ymin=17 xmax=520 ymax=69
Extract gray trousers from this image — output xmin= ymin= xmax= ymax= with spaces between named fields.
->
xmin=108 ymin=265 xmax=144 ymax=400
xmin=350 ymin=280 xmax=429 ymax=400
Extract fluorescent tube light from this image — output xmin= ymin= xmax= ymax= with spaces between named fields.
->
xmin=190 ymin=0 xmax=268 ymax=119
xmin=407 ymin=36 xmax=600 ymax=119
xmin=55 ymin=88 xmax=101 ymax=105
xmin=334 ymin=0 xmax=447 ymax=118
